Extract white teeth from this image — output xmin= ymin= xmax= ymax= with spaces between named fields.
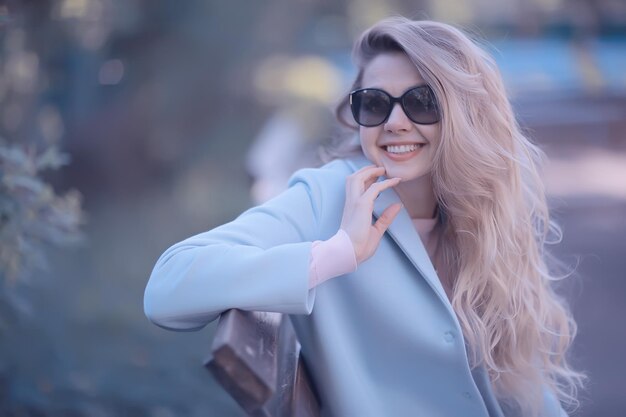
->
xmin=385 ymin=144 xmax=424 ymax=154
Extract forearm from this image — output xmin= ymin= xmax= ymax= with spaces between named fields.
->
xmin=145 ymin=237 xmax=316 ymax=330
xmin=144 ymin=178 xmax=322 ymax=331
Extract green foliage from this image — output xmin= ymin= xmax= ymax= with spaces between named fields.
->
xmin=0 ymin=142 xmax=83 ymax=285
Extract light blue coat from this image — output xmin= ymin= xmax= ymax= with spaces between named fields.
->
xmin=144 ymin=154 xmax=567 ymax=417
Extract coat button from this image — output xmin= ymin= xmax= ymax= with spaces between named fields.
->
xmin=443 ymin=331 xmax=455 ymax=343
xmin=463 ymin=391 xmax=472 ymax=399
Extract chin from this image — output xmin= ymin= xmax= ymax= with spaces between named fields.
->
xmin=385 ymin=167 xmax=429 ymax=183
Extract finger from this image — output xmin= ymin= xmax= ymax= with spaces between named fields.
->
xmin=350 ymin=165 xmax=383 ymax=187
xmin=359 ymin=165 xmax=386 ymax=179
xmin=356 ymin=166 xmax=387 ymax=196
xmin=363 ymin=175 xmax=379 ymax=193
xmin=373 ymin=202 xmax=403 ymax=236
xmin=363 ymin=177 xmax=401 ymax=201
xmin=352 ymin=164 xmax=379 ymax=175
xmin=348 ymin=165 xmax=385 ymax=198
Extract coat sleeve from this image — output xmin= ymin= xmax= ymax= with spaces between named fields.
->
xmin=143 ymin=168 xmax=325 ymax=331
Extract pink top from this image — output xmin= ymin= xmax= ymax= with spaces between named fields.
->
xmin=308 ymin=215 xmax=441 ymax=289
xmin=308 ymin=229 xmax=357 ymax=288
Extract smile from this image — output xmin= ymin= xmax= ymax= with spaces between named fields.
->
xmin=384 ymin=144 xmax=426 ymax=154
xmin=380 ymin=143 xmax=427 ymax=162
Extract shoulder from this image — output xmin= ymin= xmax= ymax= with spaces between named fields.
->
xmin=287 ymin=154 xmax=371 ymax=194
xmin=285 ymin=154 xmax=370 ymax=229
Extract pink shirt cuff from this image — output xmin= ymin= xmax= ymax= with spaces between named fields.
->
xmin=308 ymin=229 xmax=358 ymax=289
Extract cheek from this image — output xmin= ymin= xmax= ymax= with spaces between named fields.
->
xmin=359 ymin=127 xmax=379 ymax=151
xmin=358 ymin=129 xmax=380 ymax=163
xmin=419 ymin=124 xmax=441 ymax=144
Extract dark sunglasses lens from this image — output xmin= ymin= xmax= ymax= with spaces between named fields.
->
xmin=403 ymin=87 xmax=440 ymax=124
xmin=351 ymin=90 xmax=391 ymax=127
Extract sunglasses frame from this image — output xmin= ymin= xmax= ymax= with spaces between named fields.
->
xmin=349 ymin=85 xmax=441 ymax=127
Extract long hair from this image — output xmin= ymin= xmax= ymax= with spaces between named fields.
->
xmin=331 ymin=17 xmax=585 ymax=416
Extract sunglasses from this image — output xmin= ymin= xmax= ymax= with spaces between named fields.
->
xmin=349 ymin=85 xmax=440 ymax=127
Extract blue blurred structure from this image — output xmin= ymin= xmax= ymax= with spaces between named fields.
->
xmin=493 ymin=38 xmax=626 ymax=96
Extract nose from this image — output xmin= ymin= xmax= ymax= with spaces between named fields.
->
xmin=384 ymin=102 xmax=412 ymax=133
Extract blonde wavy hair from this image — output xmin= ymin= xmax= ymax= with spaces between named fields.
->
xmin=330 ymin=17 xmax=585 ymax=416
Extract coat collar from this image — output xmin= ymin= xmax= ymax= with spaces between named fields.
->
xmin=343 ymin=155 xmax=453 ymax=312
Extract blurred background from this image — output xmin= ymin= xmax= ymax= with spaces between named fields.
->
xmin=0 ymin=0 xmax=624 ymax=416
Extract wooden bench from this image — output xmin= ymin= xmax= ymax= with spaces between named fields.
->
xmin=205 ymin=309 xmax=321 ymax=417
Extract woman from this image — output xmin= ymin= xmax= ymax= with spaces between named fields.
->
xmin=144 ymin=17 xmax=584 ymax=417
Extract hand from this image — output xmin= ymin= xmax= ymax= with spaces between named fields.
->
xmin=340 ymin=165 xmax=403 ymax=264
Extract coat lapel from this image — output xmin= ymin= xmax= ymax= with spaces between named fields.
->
xmin=344 ymin=156 xmax=452 ymax=313
xmin=343 ymin=156 xmax=509 ymax=414
xmin=372 ymin=183 xmax=452 ymax=309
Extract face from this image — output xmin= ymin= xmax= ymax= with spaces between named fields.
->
xmin=358 ymin=52 xmax=441 ymax=182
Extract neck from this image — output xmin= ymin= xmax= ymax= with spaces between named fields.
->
xmin=394 ymin=174 xmax=437 ymax=219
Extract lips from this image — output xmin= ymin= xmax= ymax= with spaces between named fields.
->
xmin=384 ymin=143 xmax=426 ymax=153
xmin=380 ymin=142 xmax=427 ymax=161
